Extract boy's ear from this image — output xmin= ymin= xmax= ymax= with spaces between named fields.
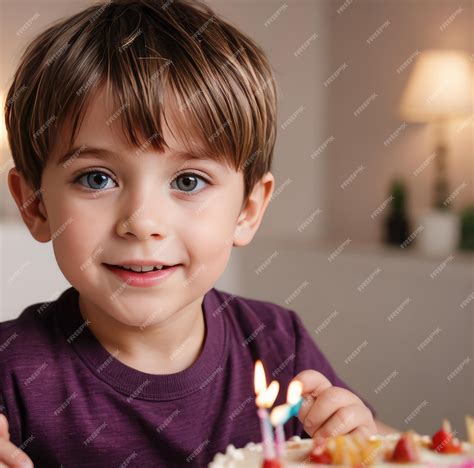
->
xmin=8 ymin=168 xmax=51 ymax=243
xmin=233 ymin=172 xmax=275 ymax=247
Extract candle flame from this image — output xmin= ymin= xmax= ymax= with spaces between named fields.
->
xmin=254 ymin=360 xmax=267 ymax=396
xmin=270 ymin=403 xmax=291 ymax=426
xmin=256 ymin=380 xmax=279 ymax=408
xmin=287 ymin=380 xmax=303 ymax=404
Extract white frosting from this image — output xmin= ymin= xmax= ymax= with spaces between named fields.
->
xmin=208 ymin=434 xmax=474 ymax=467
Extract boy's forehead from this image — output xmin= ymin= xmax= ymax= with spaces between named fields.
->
xmin=54 ymin=144 xmax=214 ymax=169
xmin=52 ymin=85 xmax=211 ymax=165
xmin=66 ymin=85 xmax=178 ymax=148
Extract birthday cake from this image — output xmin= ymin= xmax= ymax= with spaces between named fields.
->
xmin=209 ymin=419 xmax=474 ymax=467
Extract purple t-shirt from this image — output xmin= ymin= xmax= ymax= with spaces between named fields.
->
xmin=0 ymin=286 xmax=375 ymax=467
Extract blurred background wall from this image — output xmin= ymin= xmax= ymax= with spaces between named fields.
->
xmin=1 ymin=0 xmax=473 ymax=439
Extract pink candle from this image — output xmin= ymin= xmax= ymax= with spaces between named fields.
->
xmin=270 ymin=381 xmax=304 ymax=460
xmin=254 ymin=360 xmax=280 ymax=464
xmin=257 ymin=407 xmax=276 ymax=460
xmin=274 ymin=423 xmax=286 ymax=458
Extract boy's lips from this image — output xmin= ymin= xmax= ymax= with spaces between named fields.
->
xmin=103 ymin=263 xmax=181 ymax=287
xmin=104 ymin=260 xmax=178 ymax=268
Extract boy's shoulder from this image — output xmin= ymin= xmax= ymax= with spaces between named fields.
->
xmin=209 ymin=287 xmax=347 ymax=385
xmin=209 ymin=287 xmax=300 ymax=330
xmin=208 ymin=287 xmax=305 ymax=353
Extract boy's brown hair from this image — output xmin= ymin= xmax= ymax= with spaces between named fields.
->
xmin=4 ymin=0 xmax=278 ymax=205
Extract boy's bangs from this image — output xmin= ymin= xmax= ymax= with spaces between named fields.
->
xmin=6 ymin=0 xmax=277 ymax=200
xmin=44 ymin=2 xmax=265 ymax=173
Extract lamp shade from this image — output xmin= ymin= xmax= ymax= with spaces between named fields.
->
xmin=399 ymin=49 xmax=473 ymax=122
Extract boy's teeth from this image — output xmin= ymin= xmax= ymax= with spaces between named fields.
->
xmin=120 ymin=265 xmax=164 ymax=272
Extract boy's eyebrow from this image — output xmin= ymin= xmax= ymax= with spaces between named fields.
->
xmin=55 ymin=146 xmax=211 ymax=167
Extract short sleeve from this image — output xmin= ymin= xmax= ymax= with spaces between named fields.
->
xmin=287 ymin=310 xmax=377 ymax=438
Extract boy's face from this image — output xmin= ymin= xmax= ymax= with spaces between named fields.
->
xmin=10 ymin=85 xmax=274 ymax=329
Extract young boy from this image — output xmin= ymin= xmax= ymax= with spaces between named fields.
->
xmin=1 ymin=0 xmax=395 ymax=466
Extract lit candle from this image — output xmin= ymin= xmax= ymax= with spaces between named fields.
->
xmin=254 ymin=360 xmax=281 ymax=466
xmin=274 ymin=424 xmax=286 ymax=458
xmin=270 ymin=380 xmax=304 ymax=457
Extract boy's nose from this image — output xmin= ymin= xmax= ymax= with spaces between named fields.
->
xmin=116 ymin=199 xmax=168 ymax=241
xmin=117 ymin=216 xmax=164 ymax=240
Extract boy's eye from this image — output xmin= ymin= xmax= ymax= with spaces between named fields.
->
xmin=75 ymin=170 xmax=116 ymax=191
xmin=73 ymin=170 xmax=210 ymax=195
xmin=170 ymin=173 xmax=209 ymax=194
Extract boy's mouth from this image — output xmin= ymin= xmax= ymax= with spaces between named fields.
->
xmin=103 ymin=263 xmax=178 ymax=274
xmin=102 ymin=262 xmax=181 ymax=287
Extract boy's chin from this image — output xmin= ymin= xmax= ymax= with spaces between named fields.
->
xmin=108 ymin=306 xmax=171 ymax=330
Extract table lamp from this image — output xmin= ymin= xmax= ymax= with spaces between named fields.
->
xmin=398 ymin=49 xmax=473 ymax=257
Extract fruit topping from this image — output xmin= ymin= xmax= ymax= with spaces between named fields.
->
xmin=309 ymin=442 xmax=333 ymax=464
xmin=431 ymin=419 xmax=463 ymax=454
xmin=262 ymin=459 xmax=282 ymax=468
xmin=389 ymin=432 xmax=420 ymax=463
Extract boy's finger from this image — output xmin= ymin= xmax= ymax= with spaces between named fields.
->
xmin=300 ymin=387 xmax=363 ymax=434
xmin=291 ymin=370 xmax=332 ymax=423
xmin=0 ymin=415 xmax=9 ymax=440
xmin=291 ymin=369 xmax=332 ymax=399
xmin=310 ymin=403 xmax=371 ymax=439
xmin=0 ymin=437 xmax=33 ymax=468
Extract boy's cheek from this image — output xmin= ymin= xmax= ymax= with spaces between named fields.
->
xmin=50 ymin=224 xmax=104 ymax=284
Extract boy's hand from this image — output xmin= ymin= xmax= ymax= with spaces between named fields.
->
xmin=0 ymin=414 xmax=34 ymax=468
xmin=293 ymin=370 xmax=377 ymax=442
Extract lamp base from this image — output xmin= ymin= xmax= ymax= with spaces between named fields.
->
xmin=417 ymin=209 xmax=459 ymax=258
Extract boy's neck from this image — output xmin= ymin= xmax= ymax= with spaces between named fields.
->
xmin=78 ymin=293 xmax=206 ymax=375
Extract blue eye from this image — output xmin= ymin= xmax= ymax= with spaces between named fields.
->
xmin=171 ymin=173 xmax=209 ymax=194
xmin=74 ymin=170 xmax=116 ymax=191
xmin=73 ymin=170 xmax=210 ymax=194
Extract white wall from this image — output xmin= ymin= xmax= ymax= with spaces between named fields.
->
xmin=325 ymin=0 xmax=473 ymax=244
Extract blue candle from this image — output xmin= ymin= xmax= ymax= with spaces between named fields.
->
xmin=288 ymin=396 xmax=303 ymax=419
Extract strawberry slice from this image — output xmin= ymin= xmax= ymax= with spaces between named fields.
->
xmin=431 ymin=427 xmax=452 ymax=452
xmin=443 ymin=441 xmax=463 ymax=454
xmin=390 ymin=433 xmax=419 ymax=463
xmin=431 ymin=420 xmax=463 ymax=454
xmin=309 ymin=449 xmax=332 ymax=464
xmin=309 ymin=441 xmax=333 ymax=464
xmin=262 ymin=459 xmax=282 ymax=468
